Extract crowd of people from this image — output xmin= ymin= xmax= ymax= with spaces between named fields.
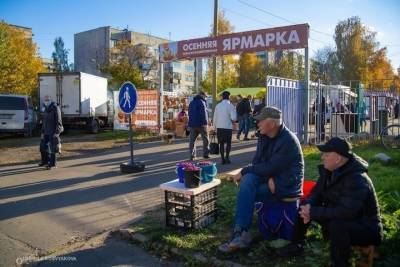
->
xmin=187 ymin=91 xmax=265 ymax=164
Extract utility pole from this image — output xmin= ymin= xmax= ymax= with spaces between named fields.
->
xmin=212 ymin=0 xmax=218 ymax=115
xmin=194 ymin=58 xmax=199 ymax=94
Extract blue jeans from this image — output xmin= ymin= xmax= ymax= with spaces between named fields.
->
xmin=237 ymin=115 xmax=250 ymax=138
xmin=234 ymin=173 xmax=275 ymax=230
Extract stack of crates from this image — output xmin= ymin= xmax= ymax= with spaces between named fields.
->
xmin=165 ymin=186 xmax=218 ymax=229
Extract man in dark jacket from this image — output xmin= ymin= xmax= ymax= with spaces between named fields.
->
xmin=236 ymin=95 xmax=252 ymax=141
xmin=219 ymin=106 xmax=304 ymax=252
xmin=279 ymin=137 xmax=383 ymax=267
xmin=40 ymin=95 xmax=63 ymax=169
xmin=188 ymin=92 xmax=209 ymax=160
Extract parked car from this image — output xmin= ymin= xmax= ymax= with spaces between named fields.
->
xmin=0 ymin=94 xmax=37 ymax=136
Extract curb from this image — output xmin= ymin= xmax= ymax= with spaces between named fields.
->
xmin=112 ymin=229 xmax=247 ymax=267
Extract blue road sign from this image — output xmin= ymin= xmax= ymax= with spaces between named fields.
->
xmin=118 ymin=82 xmax=138 ymax=114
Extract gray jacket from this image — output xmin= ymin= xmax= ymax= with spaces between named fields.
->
xmin=42 ymin=102 xmax=63 ymax=136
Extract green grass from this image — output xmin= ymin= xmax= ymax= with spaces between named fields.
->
xmin=95 ymin=129 xmax=159 ymax=141
xmin=130 ymin=144 xmax=400 ymax=266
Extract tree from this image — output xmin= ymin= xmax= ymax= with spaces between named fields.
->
xmin=334 ymin=16 xmax=394 ymax=83
xmin=312 ymin=46 xmax=340 ymax=82
xmin=0 ymin=22 xmax=45 ymax=98
xmin=102 ymin=60 xmax=144 ymax=89
xmin=237 ymin=53 xmax=265 ymax=87
xmin=264 ymin=51 xmax=304 ymax=80
xmin=201 ymin=11 xmax=238 ymax=93
xmin=52 ymin=37 xmax=70 ymax=72
xmin=101 ymin=40 xmax=155 ymax=89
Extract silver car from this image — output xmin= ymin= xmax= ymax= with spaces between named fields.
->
xmin=0 ymin=94 xmax=37 ymax=136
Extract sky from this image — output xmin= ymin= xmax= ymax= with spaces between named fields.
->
xmin=1 ymin=0 xmax=399 ymax=72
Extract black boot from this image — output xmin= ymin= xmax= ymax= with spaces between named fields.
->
xmin=39 ymin=152 xmax=48 ymax=166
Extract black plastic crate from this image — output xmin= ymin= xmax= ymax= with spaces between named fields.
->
xmin=165 ymin=186 xmax=218 ymax=206
xmin=164 ymin=186 xmax=218 ymax=229
xmin=167 ymin=199 xmax=217 ymax=221
xmin=167 ymin=210 xmax=217 ymax=229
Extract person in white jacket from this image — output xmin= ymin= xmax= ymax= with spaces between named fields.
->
xmin=213 ymin=91 xmax=237 ymax=164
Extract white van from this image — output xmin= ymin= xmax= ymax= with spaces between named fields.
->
xmin=0 ymin=94 xmax=37 ymax=136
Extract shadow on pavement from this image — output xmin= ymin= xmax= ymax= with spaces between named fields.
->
xmin=0 ymin=140 xmax=257 ymax=221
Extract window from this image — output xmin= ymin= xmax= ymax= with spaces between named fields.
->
xmin=173 ymin=62 xmax=181 ymax=69
xmin=185 ymin=64 xmax=194 ymax=72
xmin=185 ymin=74 xmax=194 ymax=82
xmin=110 ymin=39 xmax=117 ymax=48
xmin=0 ymin=96 xmax=25 ymax=110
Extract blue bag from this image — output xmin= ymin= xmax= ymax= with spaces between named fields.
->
xmin=255 ymin=201 xmax=298 ymax=241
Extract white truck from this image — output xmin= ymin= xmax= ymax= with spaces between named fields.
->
xmin=38 ymin=72 xmax=112 ymax=133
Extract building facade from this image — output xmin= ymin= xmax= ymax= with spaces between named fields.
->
xmin=74 ymin=26 xmax=197 ymax=93
xmin=7 ymin=23 xmax=33 ymax=40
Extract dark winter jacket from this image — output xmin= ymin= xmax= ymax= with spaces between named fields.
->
xmin=307 ymin=155 xmax=383 ymax=242
xmin=236 ymin=98 xmax=252 ymax=117
xmin=241 ymin=124 xmax=304 ymax=199
xmin=42 ymin=102 xmax=63 ymax=136
xmin=188 ymin=95 xmax=208 ymax=127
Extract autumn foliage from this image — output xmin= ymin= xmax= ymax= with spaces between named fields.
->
xmin=0 ymin=22 xmax=45 ymax=98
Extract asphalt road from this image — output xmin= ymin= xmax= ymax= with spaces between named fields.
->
xmin=0 ymin=138 xmax=257 ymax=266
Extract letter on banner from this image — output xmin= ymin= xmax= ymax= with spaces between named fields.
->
xmin=241 ymin=36 xmax=253 ymax=49
xmin=253 ymin=34 xmax=265 ymax=48
xmin=288 ymin=30 xmax=300 ymax=44
xmin=223 ymin=38 xmax=231 ymax=51
xmin=276 ymin=31 xmax=287 ymax=45
xmin=232 ymin=37 xmax=241 ymax=49
xmin=265 ymin=33 xmax=275 ymax=46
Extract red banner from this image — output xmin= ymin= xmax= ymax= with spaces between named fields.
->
xmin=160 ymin=24 xmax=309 ymax=62
xmin=114 ymin=90 xmax=159 ymax=130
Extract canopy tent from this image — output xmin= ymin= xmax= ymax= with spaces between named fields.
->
xmin=219 ymin=87 xmax=266 ymax=98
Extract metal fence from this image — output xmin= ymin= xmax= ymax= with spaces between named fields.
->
xmin=265 ymin=77 xmax=400 ymax=145
xmin=266 ymin=76 xmax=303 ymax=141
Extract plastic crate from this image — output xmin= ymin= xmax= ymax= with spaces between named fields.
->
xmin=167 ymin=199 xmax=217 ymax=220
xmin=164 ymin=186 xmax=218 ymax=229
xmin=167 ymin=210 xmax=217 ymax=229
xmin=165 ymin=186 xmax=218 ymax=206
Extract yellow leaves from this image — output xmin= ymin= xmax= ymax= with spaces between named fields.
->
xmin=0 ymin=22 xmax=45 ymax=97
xmin=335 ymin=17 xmax=394 ymax=83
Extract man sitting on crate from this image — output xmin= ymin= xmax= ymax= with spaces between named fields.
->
xmin=277 ymin=137 xmax=383 ymax=267
xmin=219 ymin=106 xmax=304 ymax=252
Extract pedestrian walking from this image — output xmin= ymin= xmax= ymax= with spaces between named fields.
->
xmin=213 ymin=91 xmax=236 ymax=164
xmin=188 ymin=92 xmax=209 ymax=160
xmin=236 ymin=95 xmax=252 ymax=141
xmin=39 ymin=95 xmax=63 ymax=170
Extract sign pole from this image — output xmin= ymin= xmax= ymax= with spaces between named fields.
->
xmin=159 ymin=62 xmax=164 ymax=133
xmin=128 ymin=114 xmax=134 ymax=165
xmin=211 ymin=0 xmax=218 ymax=116
xmin=118 ymin=81 xmax=145 ymax=173
xmin=304 ymin=46 xmax=310 ymax=144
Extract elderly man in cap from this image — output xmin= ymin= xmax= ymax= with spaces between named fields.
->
xmin=219 ymin=106 xmax=304 ymax=252
xmin=278 ymin=137 xmax=383 ymax=267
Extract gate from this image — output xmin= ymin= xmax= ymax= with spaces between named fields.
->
xmin=266 ymin=76 xmax=304 ymax=141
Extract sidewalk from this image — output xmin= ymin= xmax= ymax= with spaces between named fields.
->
xmin=1 ymin=137 xmax=257 ymax=266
